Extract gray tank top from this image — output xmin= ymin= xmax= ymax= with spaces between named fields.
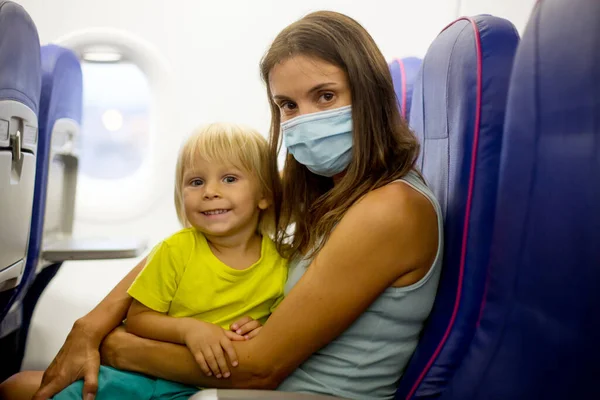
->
xmin=276 ymin=171 xmax=444 ymax=400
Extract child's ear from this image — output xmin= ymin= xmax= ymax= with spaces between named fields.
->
xmin=258 ymin=198 xmax=270 ymax=210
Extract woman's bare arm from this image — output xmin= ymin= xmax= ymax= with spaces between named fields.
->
xmin=104 ymin=182 xmax=439 ymax=388
xmin=102 ymin=326 xmax=270 ymax=388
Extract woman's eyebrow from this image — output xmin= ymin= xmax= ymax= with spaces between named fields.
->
xmin=272 ymin=94 xmax=291 ymax=101
xmin=272 ymin=82 xmax=338 ymax=101
xmin=307 ymin=82 xmax=338 ymax=94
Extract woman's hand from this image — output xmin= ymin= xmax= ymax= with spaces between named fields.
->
xmin=230 ymin=316 xmax=263 ymax=340
xmin=32 ymin=319 xmax=102 ymax=400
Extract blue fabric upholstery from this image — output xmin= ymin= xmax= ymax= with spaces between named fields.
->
xmin=389 ymin=57 xmax=421 ymax=122
xmin=25 ymin=45 xmax=82 ymax=271
xmin=0 ymin=0 xmax=40 ymax=320
xmin=396 ymin=15 xmax=519 ymax=399
xmin=0 ymin=2 xmax=41 ymax=381
xmin=0 ymin=0 xmax=40 ymax=114
xmin=442 ymin=1 xmax=600 ymax=398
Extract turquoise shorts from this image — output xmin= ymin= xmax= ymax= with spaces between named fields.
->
xmin=52 ymin=365 xmax=199 ymax=400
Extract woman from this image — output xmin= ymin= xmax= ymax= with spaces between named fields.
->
xmin=1 ymin=10 xmax=443 ymax=400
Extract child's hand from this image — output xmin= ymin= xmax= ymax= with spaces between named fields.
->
xmin=182 ymin=320 xmax=245 ymax=378
xmin=230 ymin=316 xmax=263 ymax=340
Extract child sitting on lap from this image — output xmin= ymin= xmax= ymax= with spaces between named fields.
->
xmin=53 ymin=122 xmax=287 ymax=400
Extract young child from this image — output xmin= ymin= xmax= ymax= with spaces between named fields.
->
xmin=53 ymin=122 xmax=288 ymax=399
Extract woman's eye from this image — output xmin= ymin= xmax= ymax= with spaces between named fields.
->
xmin=190 ymin=179 xmax=203 ymax=186
xmin=280 ymin=101 xmax=297 ymax=111
xmin=320 ymin=92 xmax=335 ymax=103
xmin=223 ymin=176 xmax=237 ymax=184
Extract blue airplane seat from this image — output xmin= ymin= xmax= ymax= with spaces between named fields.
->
xmin=396 ymin=15 xmax=519 ymax=399
xmin=442 ymin=0 xmax=600 ymax=398
xmin=0 ymin=0 xmax=41 ymax=382
xmin=0 ymin=44 xmax=83 ymax=378
xmin=0 ymin=0 xmax=41 ymax=327
xmin=389 ymin=57 xmax=422 ymax=122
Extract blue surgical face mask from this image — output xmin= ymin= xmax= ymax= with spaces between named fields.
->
xmin=281 ymin=105 xmax=353 ymax=177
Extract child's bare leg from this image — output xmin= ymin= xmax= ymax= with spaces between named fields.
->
xmin=0 ymin=371 xmax=44 ymax=400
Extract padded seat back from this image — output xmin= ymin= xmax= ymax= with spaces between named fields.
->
xmin=442 ymin=1 xmax=600 ymax=398
xmin=396 ymin=15 xmax=519 ymax=399
xmin=0 ymin=0 xmax=41 ymax=309
xmin=30 ymin=44 xmax=82 ymax=270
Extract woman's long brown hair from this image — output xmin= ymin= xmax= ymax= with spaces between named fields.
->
xmin=260 ymin=10 xmax=420 ymax=260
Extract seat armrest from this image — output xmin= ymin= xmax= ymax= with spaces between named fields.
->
xmin=189 ymin=389 xmax=347 ymax=400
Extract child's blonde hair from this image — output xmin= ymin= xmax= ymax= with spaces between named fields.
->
xmin=174 ymin=122 xmax=280 ymax=236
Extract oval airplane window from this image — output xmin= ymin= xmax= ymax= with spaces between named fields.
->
xmin=55 ymin=29 xmax=178 ymax=224
xmin=79 ymin=61 xmax=150 ymax=179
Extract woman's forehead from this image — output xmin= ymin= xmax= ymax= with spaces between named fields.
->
xmin=269 ymin=55 xmax=346 ymax=97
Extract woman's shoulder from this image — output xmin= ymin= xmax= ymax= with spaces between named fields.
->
xmin=335 ymin=177 xmax=439 ymax=276
xmin=352 ymin=177 xmax=437 ymax=231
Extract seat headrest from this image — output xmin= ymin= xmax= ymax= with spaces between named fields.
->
xmin=0 ymin=1 xmax=41 ymax=114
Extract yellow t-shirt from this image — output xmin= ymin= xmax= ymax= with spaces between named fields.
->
xmin=127 ymin=228 xmax=288 ymax=329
